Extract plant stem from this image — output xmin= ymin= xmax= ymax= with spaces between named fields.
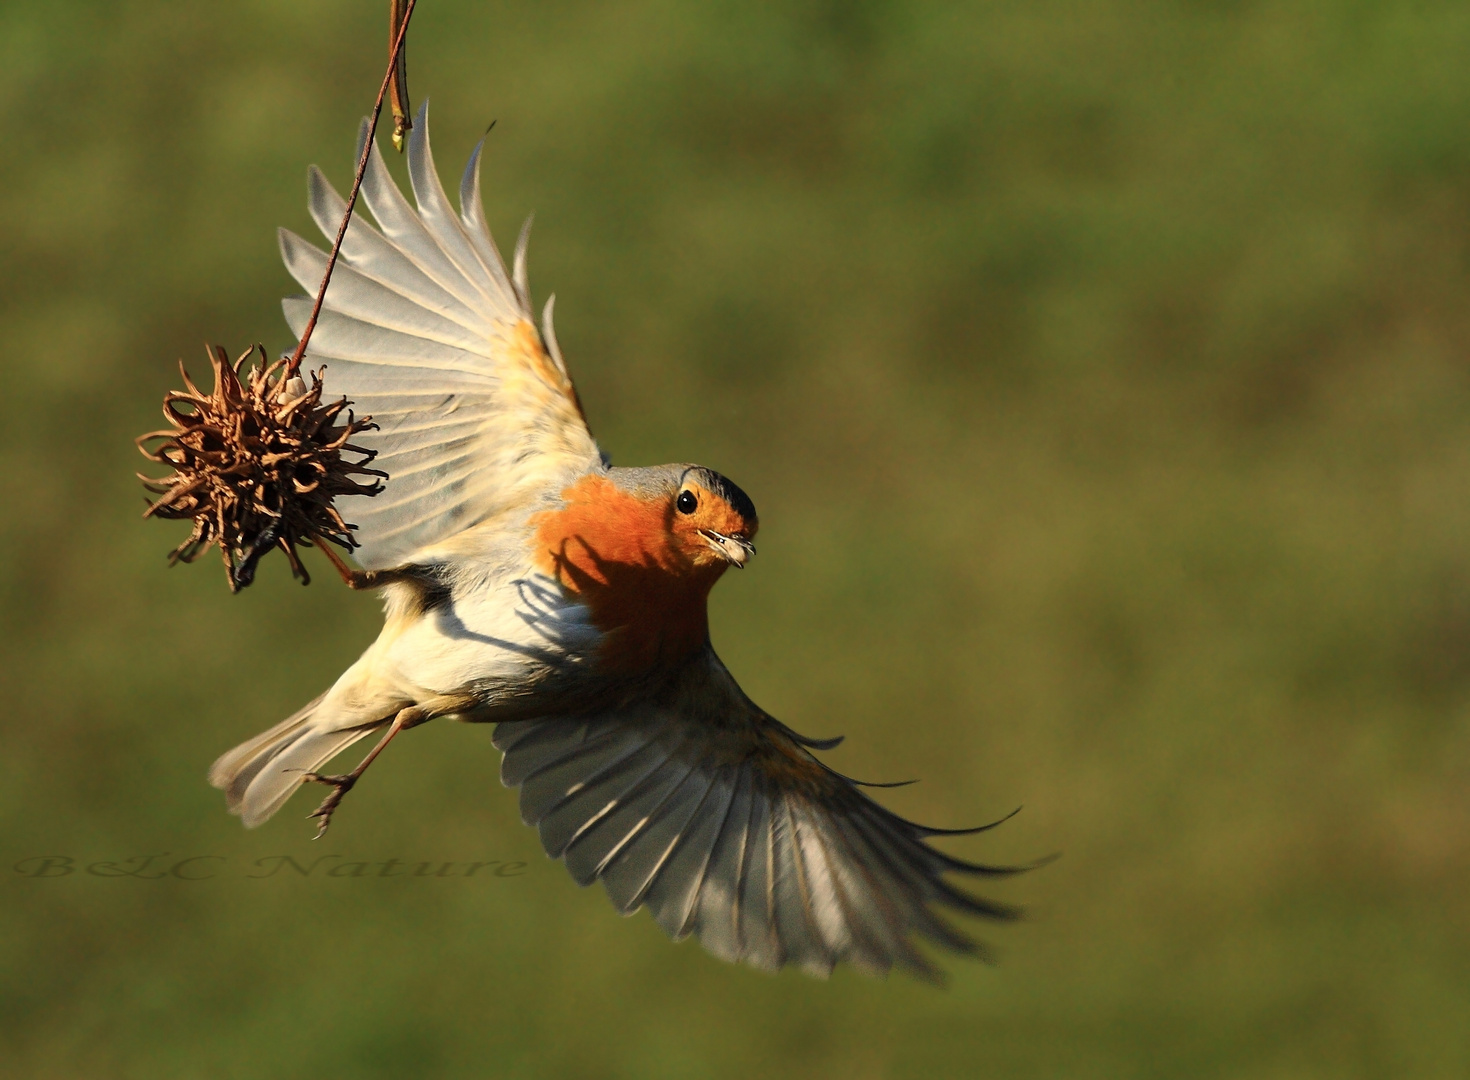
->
xmin=389 ymin=0 xmax=413 ymax=151
xmin=286 ymin=0 xmax=418 ymax=378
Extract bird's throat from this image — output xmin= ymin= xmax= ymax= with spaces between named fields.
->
xmin=531 ymin=474 xmax=722 ymax=674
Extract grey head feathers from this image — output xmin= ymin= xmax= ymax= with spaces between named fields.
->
xmin=606 ymin=465 xmax=757 ymax=527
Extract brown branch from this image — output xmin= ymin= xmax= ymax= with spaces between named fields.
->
xmin=286 ymin=0 xmax=418 ymax=379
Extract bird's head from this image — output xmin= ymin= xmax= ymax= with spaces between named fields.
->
xmin=667 ymin=466 xmax=759 ymax=570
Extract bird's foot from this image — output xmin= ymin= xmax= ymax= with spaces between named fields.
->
xmin=301 ymin=772 xmax=357 ymax=839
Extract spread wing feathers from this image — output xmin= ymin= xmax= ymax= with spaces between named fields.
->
xmin=493 ymin=650 xmax=1029 ymax=981
xmin=279 ymin=100 xmax=600 ymax=570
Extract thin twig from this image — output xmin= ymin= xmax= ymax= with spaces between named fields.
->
xmin=389 ymin=0 xmax=413 ymax=152
xmin=286 ymin=0 xmax=418 ymax=378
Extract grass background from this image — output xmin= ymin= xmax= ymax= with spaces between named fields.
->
xmin=3 ymin=0 xmax=1470 ymax=1076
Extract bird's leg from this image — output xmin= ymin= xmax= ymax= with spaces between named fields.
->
xmin=312 ymin=538 xmax=410 ymax=591
xmin=302 ymin=705 xmax=429 ymax=839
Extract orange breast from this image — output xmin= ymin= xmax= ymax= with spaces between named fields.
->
xmin=531 ymin=474 xmax=720 ymax=675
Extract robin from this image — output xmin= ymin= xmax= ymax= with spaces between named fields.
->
xmin=210 ymin=102 xmax=1035 ymax=980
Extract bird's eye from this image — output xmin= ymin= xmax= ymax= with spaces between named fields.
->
xmin=676 ymin=490 xmax=698 ymax=515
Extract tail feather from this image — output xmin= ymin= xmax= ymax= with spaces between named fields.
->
xmin=208 ymin=693 xmax=325 ymax=793
xmin=208 ymin=693 xmax=383 ymax=828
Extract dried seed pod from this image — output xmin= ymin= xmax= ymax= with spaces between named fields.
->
xmin=137 ymin=344 xmax=385 ymax=592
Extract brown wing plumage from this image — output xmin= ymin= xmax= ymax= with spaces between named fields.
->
xmin=493 ymin=647 xmax=1033 ymax=980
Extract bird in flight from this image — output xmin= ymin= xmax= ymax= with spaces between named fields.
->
xmin=210 ymin=102 xmax=1034 ymax=980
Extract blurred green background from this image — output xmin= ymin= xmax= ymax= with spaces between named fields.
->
xmin=3 ymin=0 xmax=1469 ymax=1076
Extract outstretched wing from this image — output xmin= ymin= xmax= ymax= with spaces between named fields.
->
xmin=494 ymin=648 xmax=1033 ymax=981
xmin=279 ymin=101 xmax=600 ymax=570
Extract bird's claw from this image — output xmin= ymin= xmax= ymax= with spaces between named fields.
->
xmin=302 ymin=772 xmax=357 ymax=839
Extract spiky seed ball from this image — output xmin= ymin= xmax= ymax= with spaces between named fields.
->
xmin=137 ymin=345 xmax=385 ymax=592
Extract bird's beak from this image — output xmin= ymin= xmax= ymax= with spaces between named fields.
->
xmin=699 ymin=529 xmax=756 ymax=568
